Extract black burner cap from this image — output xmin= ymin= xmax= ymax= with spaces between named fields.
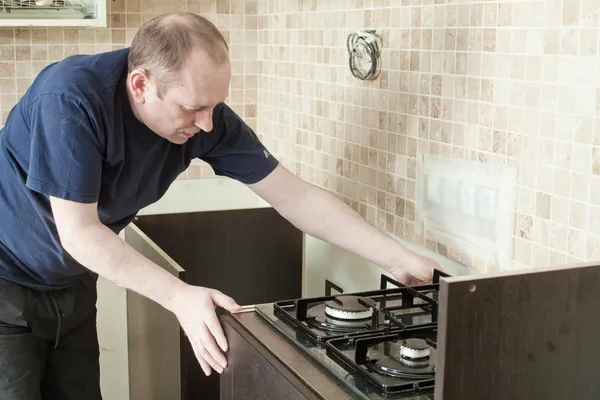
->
xmin=325 ymin=295 xmax=375 ymax=312
xmin=401 ymin=338 xmax=430 ymax=351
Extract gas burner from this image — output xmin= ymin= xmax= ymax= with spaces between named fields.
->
xmin=366 ymin=338 xmax=436 ymax=379
xmin=400 ymin=338 xmax=431 ymax=360
xmin=307 ymin=296 xmax=378 ymax=332
xmin=325 ymin=296 xmax=375 ymax=320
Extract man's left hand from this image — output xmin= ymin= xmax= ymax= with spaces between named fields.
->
xmin=389 ymin=254 xmax=442 ymax=286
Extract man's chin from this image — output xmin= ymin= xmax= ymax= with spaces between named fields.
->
xmin=165 ymin=131 xmax=196 ymax=144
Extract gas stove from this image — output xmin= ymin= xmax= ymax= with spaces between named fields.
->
xmin=255 ymin=269 xmax=449 ymax=399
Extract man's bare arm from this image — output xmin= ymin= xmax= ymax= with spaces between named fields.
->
xmin=49 ymin=196 xmax=186 ymax=309
xmin=248 ymin=164 xmax=438 ymax=282
xmin=49 ymin=196 xmax=240 ymax=376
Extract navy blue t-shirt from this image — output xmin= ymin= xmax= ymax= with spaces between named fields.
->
xmin=0 ymin=48 xmax=279 ymax=291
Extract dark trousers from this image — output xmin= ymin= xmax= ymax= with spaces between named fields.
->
xmin=0 ymin=272 xmax=102 ymax=400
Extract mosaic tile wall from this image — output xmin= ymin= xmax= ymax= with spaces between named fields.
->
xmin=254 ymin=0 xmax=600 ymax=271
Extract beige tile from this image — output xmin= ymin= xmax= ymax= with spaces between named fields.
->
xmin=111 ymin=29 xmax=126 ymax=44
xmin=0 ymin=63 xmax=15 ymax=78
xmin=31 ymin=30 xmax=47 ymax=45
xmin=550 ymin=222 xmax=568 ymax=253
xmin=568 ymin=228 xmax=586 ymax=259
xmin=63 ymin=29 xmax=79 ymax=44
xmin=593 ymin=147 xmax=600 ymax=174
xmin=470 ymin=3 xmax=483 ymax=27
xmin=126 ymin=14 xmax=142 ymax=29
xmin=563 ymin=0 xmax=581 ymax=25
xmin=590 ymin=206 xmax=600 ymax=235
xmin=515 ymin=238 xmax=532 ymax=266
xmin=560 ymin=27 xmax=579 ymax=55
xmin=579 ymin=28 xmax=599 ymax=55
xmin=517 ymin=214 xmax=533 ymax=239
xmin=46 ymin=29 xmax=63 ymax=45
xmin=0 ymin=47 xmax=14 ymax=62
xmin=0 ymin=30 xmax=14 ymax=46
xmin=571 ymin=198 xmax=589 ymax=231
xmin=16 ymin=78 xmax=32 ymax=94
xmin=110 ymin=14 xmax=127 ymax=29
xmin=587 ymin=234 xmax=600 ymax=260
xmin=14 ymin=61 xmax=31 ymax=78
xmin=544 ymin=29 xmax=561 ymax=54
xmin=14 ymin=29 xmax=30 ymax=45
xmin=110 ymin=0 xmax=125 ymax=13
xmin=29 ymin=46 xmax=46 ymax=61
xmin=581 ymin=0 xmax=600 ymax=27
xmin=126 ymin=0 xmax=141 ymax=13
xmin=64 ymin=46 xmax=79 ymax=58
xmin=482 ymin=29 xmax=496 ymax=51
xmin=48 ymin=45 xmax=64 ymax=61
xmin=483 ymin=3 xmax=498 ymax=26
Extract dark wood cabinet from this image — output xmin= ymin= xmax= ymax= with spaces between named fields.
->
xmin=220 ymin=314 xmax=316 ymax=400
xmin=435 ymin=263 xmax=600 ymax=400
xmin=124 ymin=207 xmax=303 ymax=400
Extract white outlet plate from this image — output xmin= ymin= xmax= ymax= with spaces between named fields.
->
xmin=426 ymin=174 xmax=442 ymax=204
xmin=459 ymin=182 xmax=477 ymax=216
xmin=442 ymin=178 xmax=458 ymax=208
xmin=477 ymin=187 xmax=497 ymax=221
xmin=415 ymin=153 xmax=517 ymax=271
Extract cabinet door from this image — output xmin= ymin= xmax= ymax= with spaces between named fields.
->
xmin=124 ymin=224 xmax=187 ymax=400
xmin=220 ymin=315 xmax=316 ymax=400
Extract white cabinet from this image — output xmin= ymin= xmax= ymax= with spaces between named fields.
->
xmin=0 ymin=0 xmax=107 ymax=27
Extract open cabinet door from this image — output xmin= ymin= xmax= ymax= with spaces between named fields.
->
xmin=124 ymin=223 xmax=187 ymax=400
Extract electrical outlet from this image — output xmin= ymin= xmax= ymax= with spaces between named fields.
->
xmin=459 ymin=182 xmax=477 ymax=216
xmin=442 ymin=177 xmax=458 ymax=209
xmin=477 ymin=187 xmax=497 ymax=221
xmin=426 ymin=173 xmax=442 ymax=205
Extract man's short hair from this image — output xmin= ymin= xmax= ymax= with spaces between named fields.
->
xmin=128 ymin=12 xmax=229 ymax=97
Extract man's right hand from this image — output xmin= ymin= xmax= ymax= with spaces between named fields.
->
xmin=166 ymin=284 xmax=242 ymax=376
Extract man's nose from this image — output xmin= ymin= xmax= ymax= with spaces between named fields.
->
xmin=194 ymin=110 xmax=213 ymax=132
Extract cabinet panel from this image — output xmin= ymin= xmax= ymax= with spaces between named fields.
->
xmin=435 ymin=263 xmax=600 ymax=400
xmin=220 ymin=314 xmax=315 ymax=400
xmin=134 ymin=208 xmax=303 ymax=304
xmin=133 ymin=207 xmax=303 ymax=400
xmin=124 ymin=224 xmax=187 ymax=400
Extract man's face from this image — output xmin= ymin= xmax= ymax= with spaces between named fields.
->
xmin=129 ymin=47 xmax=231 ymax=144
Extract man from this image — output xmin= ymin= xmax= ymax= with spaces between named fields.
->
xmin=0 ymin=12 xmax=439 ymax=399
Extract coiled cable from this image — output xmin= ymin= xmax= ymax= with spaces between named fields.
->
xmin=346 ymin=30 xmax=381 ymax=81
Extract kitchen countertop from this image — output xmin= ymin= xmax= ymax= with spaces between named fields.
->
xmin=222 ymin=309 xmax=359 ymax=399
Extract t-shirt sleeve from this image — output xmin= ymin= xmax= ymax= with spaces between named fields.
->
xmin=25 ymin=94 xmax=103 ymax=203
xmin=199 ymin=103 xmax=279 ymax=184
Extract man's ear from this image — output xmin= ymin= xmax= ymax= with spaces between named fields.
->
xmin=128 ymin=69 xmax=151 ymax=103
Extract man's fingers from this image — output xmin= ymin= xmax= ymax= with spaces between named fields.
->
xmin=205 ymin=310 xmax=229 ymax=352
xmin=199 ymin=322 xmax=227 ymax=369
xmin=192 ymin=336 xmax=224 ymax=374
xmin=191 ymin=342 xmax=213 ymax=376
xmin=210 ymin=290 xmax=241 ymax=312
xmin=393 ymin=269 xmax=412 ymax=284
